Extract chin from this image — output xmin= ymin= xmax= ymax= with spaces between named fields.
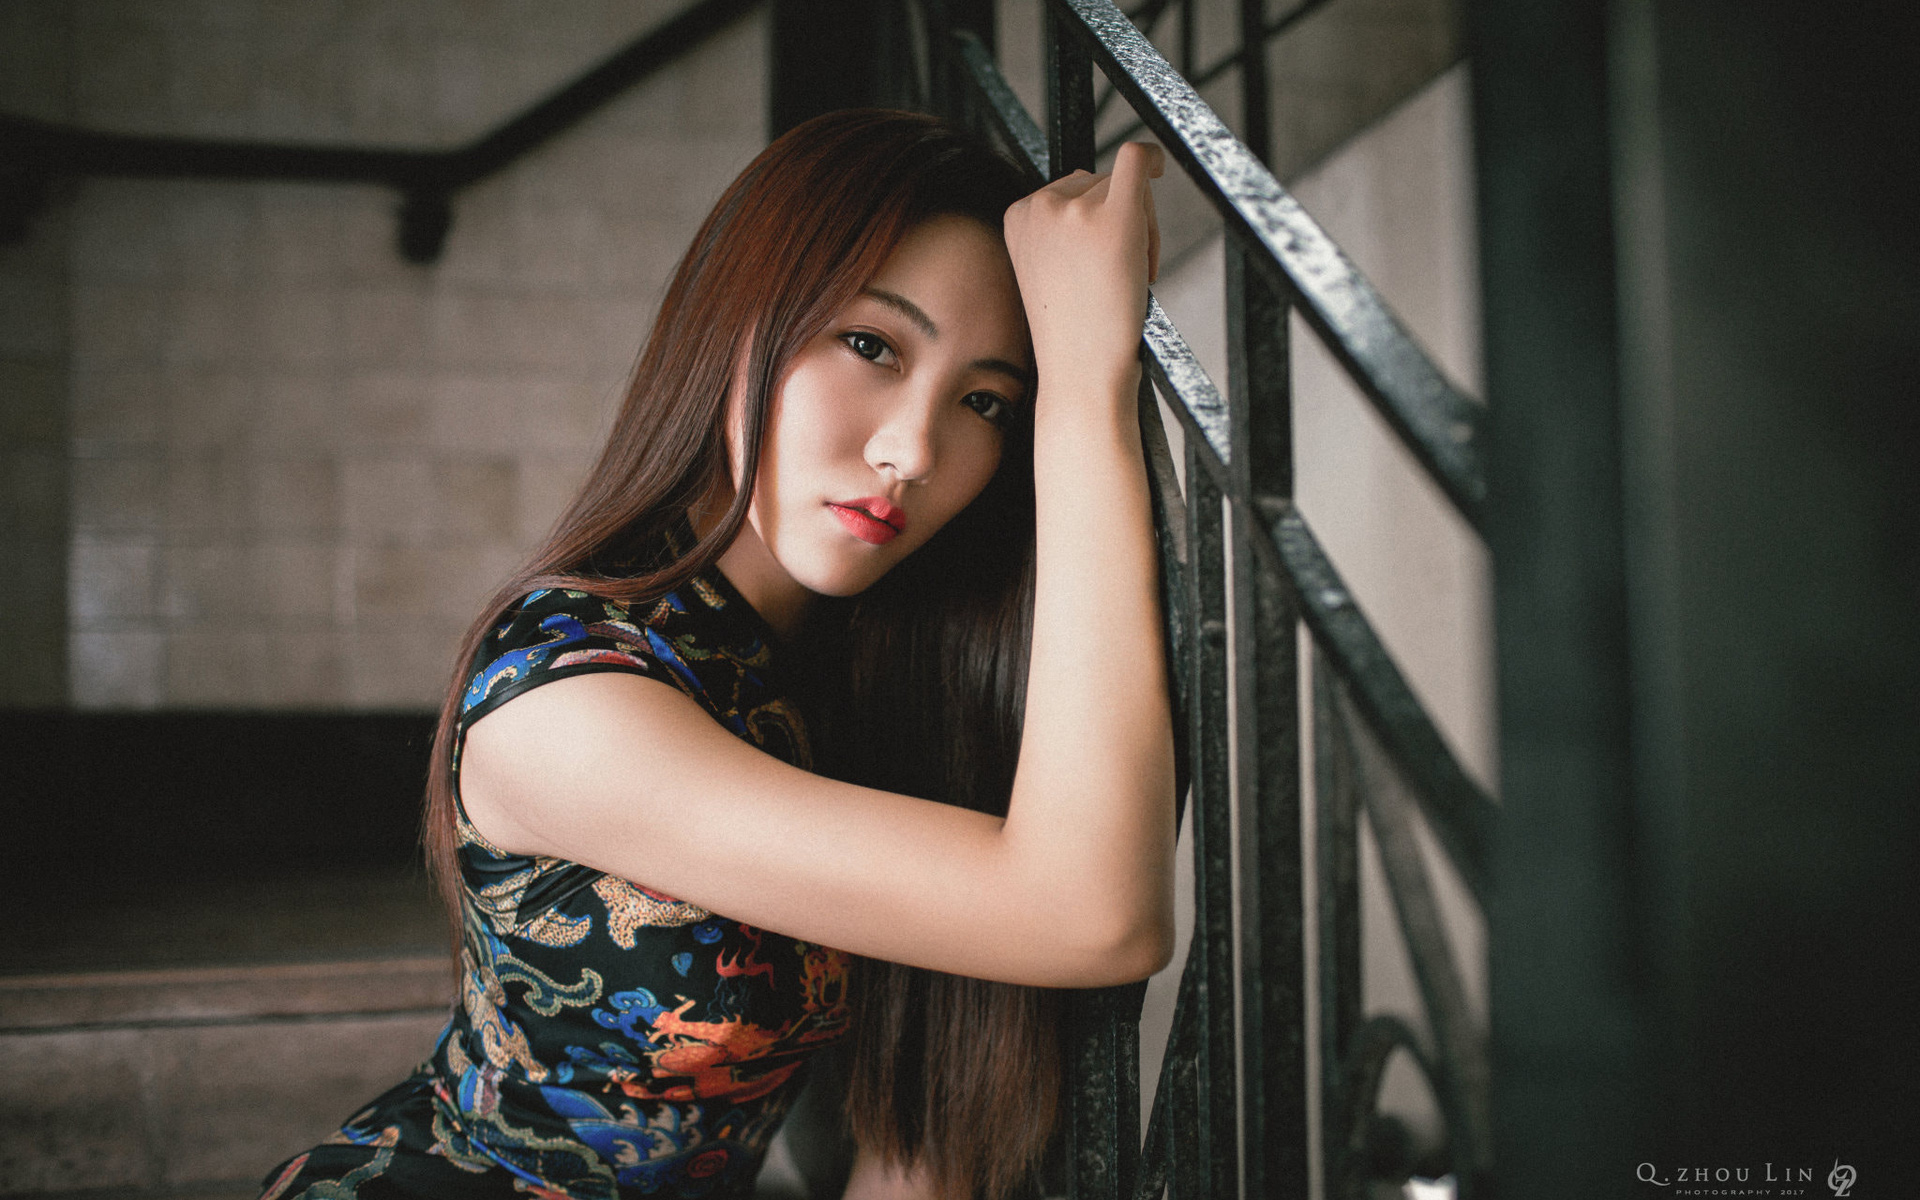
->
xmin=782 ymin=547 xmax=898 ymax=599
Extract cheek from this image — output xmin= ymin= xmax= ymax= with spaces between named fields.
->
xmin=934 ymin=425 xmax=1006 ymax=521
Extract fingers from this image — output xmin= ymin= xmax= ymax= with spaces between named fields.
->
xmin=1146 ymin=181 xmax=1160 ymax=284
xmin=1110 ymin=141 xmax=1166 ymax=195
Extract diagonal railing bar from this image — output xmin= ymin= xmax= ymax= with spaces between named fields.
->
xmin=0 ymin=0 xmax=758 ymax=260
xmin=1093 ymin=0 xmax=1181 ymax=121
xmin=1133 ymin=951 xmax=1203 ymax=1200
xmin=1331 ymin=1014 xmax=1448 ymax=1199
xmin=1093 ymin=0 xmax=1339 ymax=159
xmin=953 ymin=17 xmax=1498 ymax=1196
xmin=957 ymin=33 xmax=1234 ymax=475
xmin=1265 ymin=506 xmax=1496 ymax=902
xmin=0 ymin=0 xmax=755 ymax=189
xmin=1049 ymin=0 xmax=1489 ymax=531
xmin=962 ymin=25 xmax=1495 ymax=893
xmin=1330 ymin=676 xmax=1491 ymax=1193
xmin=956 ymin=31 xmax=1051 ymax=175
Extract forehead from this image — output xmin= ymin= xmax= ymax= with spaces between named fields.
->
xmin=862 ymin=215 xmax=1028 ymax=354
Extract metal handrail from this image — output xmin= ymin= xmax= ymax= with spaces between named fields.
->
xmin=1052 ymin=0 xmax=1488 ymax=530
xmin=957 ymin=25 xmax=1494 ymax=902
xmin=954 ymin=2 xmax=1494 ymax=1195
xmin=1093 ymin=0 xmax=1339 ymax=157
xmin=0 ymin=0 xmax=757 ymax=261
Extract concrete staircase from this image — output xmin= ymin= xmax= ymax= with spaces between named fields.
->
xmin=0 ymin=869 xmax=452 ymax=1198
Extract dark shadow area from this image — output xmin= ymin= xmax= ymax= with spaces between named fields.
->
xmin=2 ymin=712 xmax=442 ymax=974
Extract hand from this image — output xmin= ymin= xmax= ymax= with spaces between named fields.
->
xmin=1002 ymin=141 xmax=1164 ymax=399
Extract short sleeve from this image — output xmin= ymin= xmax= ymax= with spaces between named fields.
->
xmin=456 ymin=588 xmax=668 ymax=735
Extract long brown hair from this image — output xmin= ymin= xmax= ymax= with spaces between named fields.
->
xmin=421 ymin=110 xmax=1055 ymax=1199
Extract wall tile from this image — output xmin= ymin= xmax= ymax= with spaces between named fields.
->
xmin=337 ymin=283 xmax=431 ymax=367
xmin=166 ymin=454 xmax=251 ymax=535
xmin=71 ymin=7 xmax=170 ymax=131
xmin=253 ymin=373 xmax=343 ymax=452
xmin=164 ymin=25 xmax=260 ymax=137
xmin=167 ymin=185 xmax=260 ymax=283
xmin=2 ymin=451 xmax=67 ymax=538
xmin=1 ymin=360 xmax=65 ymax=446
xmin=257 ymin=542 xmax=341 ymax=619
xmin=513 ymin=450 xmax=593 ymax=544
xmin=164 ymin=285 xmax=266 ymax=368
xmin=0 ymin=1 xmax=72 ymax=121
xmin=70 ymin=282 xmax=167 ymax=365
xmin=52 ymin=0 xmax=771 ymax=712
xmin=257 ymin=286 xmax=342 ymax=366
xmin=257 ymin=24 xmax=349 ymax=141
xmin=166 ymin=367 xmax=262 ymax=453
xmin=256 ymin=186 xmax=348 ymax=280
xmin=69 ymin=536 xmax=159 ymax=620
xmin=70 ymin=627 xmax=166 ymax=709
xmin=339 ymin=369 xmax=432 ymax=447
xmin=166 ymin=625 xmax=270 ymax=705
xmin=343 ymin=457 xmax=433 ymax=545
xmin=349 ymin=616 xmax=464 ymax=708
xmin=69 ymin=182 xmax=178 ymax=281
xmin=71 ymin=367 xmax=164 ymax=453
xmin=162 ymin=541 xmax=252 ymax=620
xmin=432 ymin=458 xmax=518 ymax=543
xmin=71 ymin=455 xmax=166 ymax=533
xmin=254 ymin=622 xmax=350 ymax=707
xmin=251 ymin=457 xmax=341 ymax=534
xmin=0 ymin=272 xmax=65 ymax=360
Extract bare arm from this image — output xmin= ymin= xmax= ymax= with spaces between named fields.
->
xmin=460 ymin=144 xmax=1175 ymax=989
xmin=840 ymin=1145 xmax=939 ymax=1200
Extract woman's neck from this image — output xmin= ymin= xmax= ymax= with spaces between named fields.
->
xmin=690 ymin=493 xmax=812 ymax=641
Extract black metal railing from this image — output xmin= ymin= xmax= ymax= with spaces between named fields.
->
xmin=949 ymin=2 xmax=1496 ymax=1195
xmin=0 ymin=0 xmax=756 ymax=260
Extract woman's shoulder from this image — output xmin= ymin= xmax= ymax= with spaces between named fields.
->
xmin=458 ymin=585 xmax=689 ymax=732
xmin=457 ymin=569 xmax=787 ymax=736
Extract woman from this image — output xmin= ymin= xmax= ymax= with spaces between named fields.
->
xmin=262 ymin=110 xmax=1172 ymax=1200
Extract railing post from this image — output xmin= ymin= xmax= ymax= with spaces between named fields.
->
xmin=1314 ymin=653 xmax=1364 ymax=1197
xmin=1048 ymin=14 xmax=1140 ymax=1200
xmin=1044 ymin=3 xmax=1096 ymax=178
xmin=1227 ymin=218 xmax=1307 ymax=1200
xmin=1185 ymin=443 xmax=1241 ymax=1199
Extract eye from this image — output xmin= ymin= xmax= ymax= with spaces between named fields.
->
xmin=840 ymin=331 xmax=895 ymax=365
xmin=963 ymin=390 xmax=1011 ymax=427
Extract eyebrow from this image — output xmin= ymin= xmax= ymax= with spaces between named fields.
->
xmin=860 ymin=287 xmax=939 ymax=339
xmin=859 ymin=286 xmax=1033 ymax=393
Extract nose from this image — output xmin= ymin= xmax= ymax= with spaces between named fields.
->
xmin=864 ymin=392 xmax=939 ymax=485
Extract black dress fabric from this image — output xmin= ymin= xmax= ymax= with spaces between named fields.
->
xmin=261 ymin=564 xmax=850 ymax=1199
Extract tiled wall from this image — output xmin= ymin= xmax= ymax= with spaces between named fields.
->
xmin=4 ymin=1 xmax=767 ymax=709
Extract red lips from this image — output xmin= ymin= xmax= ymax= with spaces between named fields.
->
xmin=828 ymin=497 xmax=905 ymax=545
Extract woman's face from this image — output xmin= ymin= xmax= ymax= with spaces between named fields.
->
xmin=733 ymin=214 xmax=1032 ymax=600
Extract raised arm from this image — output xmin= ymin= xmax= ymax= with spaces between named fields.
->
xmin=459 ymin=145 xmax=1175 ymax=989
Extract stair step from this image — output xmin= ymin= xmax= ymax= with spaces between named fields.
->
xmin=0 ymin=957 xmax=451 ymax=1032
xmin=0 ymin=958 xmax=452 ymax=1197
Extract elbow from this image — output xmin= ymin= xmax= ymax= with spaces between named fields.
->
xmin=1113 ymin=907 xmax=1178 ymax=982
xmin=1068 ymin=902 xmax=1176 ymax=987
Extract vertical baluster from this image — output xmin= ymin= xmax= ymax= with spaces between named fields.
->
xmin=1228 ymin=240 xmax=1305 ymax=1199
xmin=1044 ymin=1 xmax=1095 ymax=178
xmin=1049 ymin=10 xmax=1137 ymax=1199
xmin=1238 ymin=0 xmax=1271 ymax=166
xmin=1314 ymin=651 xmax=1363 ymax=1198
xmin=1183 ymin=441 xmax=1239 ymax=1200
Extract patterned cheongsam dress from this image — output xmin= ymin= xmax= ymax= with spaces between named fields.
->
xmin=261 ymin=565 xmax=851 ymax=1200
